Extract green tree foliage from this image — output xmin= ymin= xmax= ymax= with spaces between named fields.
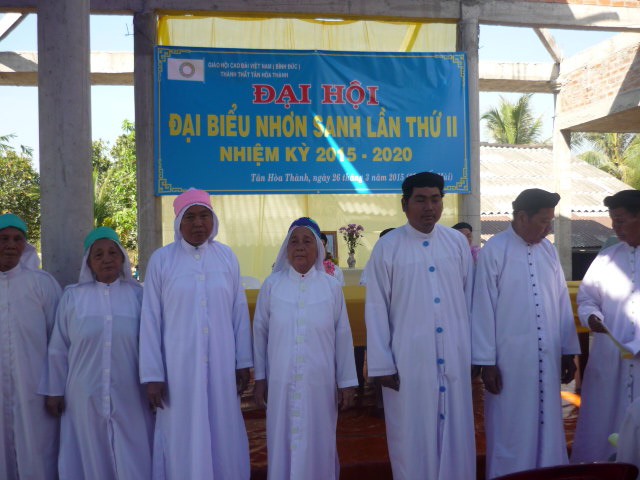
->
xmin=92 ymin=120 xmax=138 ymax=262
xmin=481 ymin=93 xmax=545 ymax=145
xmin=0 ymin=138 xmax=41 ymax=244
xmin=573 ymin=132 xmax=640 ymax=189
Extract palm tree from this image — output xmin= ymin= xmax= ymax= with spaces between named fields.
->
xmin=573 ymin=132 xmax=640 ymax=189
xmin=481 ymin=94 xmax=544 ymax=144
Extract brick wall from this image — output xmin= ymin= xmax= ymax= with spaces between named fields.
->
xmin=558 ymin=41 xmax=640 ymax=113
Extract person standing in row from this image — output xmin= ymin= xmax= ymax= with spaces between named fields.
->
xmin=253 ymin=217 xmax=357 ymax=479
xmin=43 ymin=227 xmax=153 ymax=479
xmin=572 ymin=190 xmax=640 ymax=463
xmin=365 ymin=172 xmax=476 ymax=479
xmin=472 ymin=189 xmax=580 ymax=479
xmin=139 ymin=188 xmax=253 ymax=479
xmin=0 ymin=213 xmax=61 ymax=480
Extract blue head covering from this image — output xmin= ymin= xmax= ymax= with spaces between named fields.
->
xmin=83 ymin=226 xmax=121 ymax=251
xmin=0 ymin=213 xmax=27 ymax=235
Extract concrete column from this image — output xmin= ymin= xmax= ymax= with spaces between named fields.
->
xmin=37 ymin=0 xmax=93 ymax=287
xmin=457 ymin=0 xmax=481 ymax=244
xmin=553 ymin=124 xmax=573 ymax=279
xmin=134 ymin=11 xmax=162 ymax=279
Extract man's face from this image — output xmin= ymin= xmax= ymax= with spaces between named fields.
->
xmin=0 ymin=227 xmax=26 ymax=272
xmin=180 ymin=205 xmax=214 ymax=246
xmin=401 ymin=186 xmax=443 ymax=234
xmin=610 ymin=207 xmax=640 ymax=247
xmin=514 ymin=208 xmax=555 ymax=244
xmin=287 ymin=227 xmax=318 ymax=274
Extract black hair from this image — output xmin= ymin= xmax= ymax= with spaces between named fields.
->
xmin=401 ymin=172 xmax=445 ymax=201
xmin=452 ymin=222 xmax=472 ymax=232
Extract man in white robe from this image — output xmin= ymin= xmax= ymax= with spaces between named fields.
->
xmin=572 ymin=189 xmax=640 ymax=463
xmin=253 ymin=217 xmax=357 ymax=479
xmin=471 ymin=189 xmax=580 ymax=479
xmin=139 ymin=189 xmax=253 ymax=479
xmin=0 ymin=213 xmax=61 ymax=479
xmin=365 ymin=172 xmax=476 ymax=480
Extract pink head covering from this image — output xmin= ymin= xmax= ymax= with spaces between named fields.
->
xmin=172 ymin=188 xmax=219 ymax=243
xmin=173 ymin=188 xmax=212 ymax=217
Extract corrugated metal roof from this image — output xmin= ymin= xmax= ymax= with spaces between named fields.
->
xmin=480 ymin=144 xmax=630 ymax=216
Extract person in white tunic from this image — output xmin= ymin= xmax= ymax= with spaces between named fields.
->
xmin=140 ymin=188 xmax=253 ymax=480
xmin=471 ymin=189 xmax=580 ymax=479
xmin=572 ymin=190 xmax=640 ymax=463
xmin=253 ymin=217 xmax=357 ymax=480
xmin=365 ymin=172 xmax=476 ymax=480
xmin=0 ymin=213 xmax=61 ymax=480
xmin=41 ymin=226 xmax=153 ymax=479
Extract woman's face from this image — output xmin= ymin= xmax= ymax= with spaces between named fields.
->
xmin=87 ymin=238 xmax=124 ymax=284
xmin=287 ymin=227 xmax=318 ymax=274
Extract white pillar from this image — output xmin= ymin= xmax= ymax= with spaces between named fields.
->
xmin=458 ymin=1 xmax=481 ymax=243
xmin=134 ymin=10 xmax=162 ymax=279
xmin=553 ymin=125 xmax=573 ymax=278
xmin=37 ymin=0 xmax=93 ymax=287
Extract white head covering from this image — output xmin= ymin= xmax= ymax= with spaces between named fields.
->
xmin=79 ymin=227 xmax=136 ymax=285
xmin=272 ymin=218 xmax=325 ymax=274
xmin=172 ymin=188 xmax=219 ymax=243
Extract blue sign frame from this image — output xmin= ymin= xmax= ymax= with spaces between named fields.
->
xmin=155 ymin=46 xmax=469 ymax=195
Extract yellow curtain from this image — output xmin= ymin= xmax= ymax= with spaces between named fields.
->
xmin=157 ymin=15 xmax=458 ymax=280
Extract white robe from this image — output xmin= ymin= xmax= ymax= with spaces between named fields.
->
xmin=571 ymin=242 xmax=640 ymax=463
xmin=617 ymin=396 xmax=640 ymax=474
xmin=139 ymin=239 xmax=253 ymax=480
xmin=365 ymin=223 xmax=476 ymax=480
xmin=43 ymin=279 xmax=152 ymax=479
xmin=253 ymin=266 xmax=357 ymax=480
xmin=471 ymin=226 xmax=580 ymax=479
xmin=0 ymin=262 xmax=61 ymax=480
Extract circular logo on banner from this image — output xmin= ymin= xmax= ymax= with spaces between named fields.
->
xmin=179 ymin=61 xmax=196 ymax=78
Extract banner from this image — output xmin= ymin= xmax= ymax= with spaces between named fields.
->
xmin=155 ymin=46 xmax=469 ymax=195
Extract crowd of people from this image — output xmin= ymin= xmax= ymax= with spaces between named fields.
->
xmin=0 ymin=172 xmax=639 ymax=480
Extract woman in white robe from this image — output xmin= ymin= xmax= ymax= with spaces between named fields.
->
xmin=42 ymin=227 xmax=153 ymax=479
xmin=253 ymin=217 xmax=358 ymax=480
xmin=0 ymin=213 xmax=61 ymax=480
xmin=139 ymin=188 xmax=253 ymax=480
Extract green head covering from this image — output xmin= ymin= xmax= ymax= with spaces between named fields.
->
xmin=0 ymin=213 xmax=27 ymax=236
xmin=84 ymin=226 xmax=121 ymax=251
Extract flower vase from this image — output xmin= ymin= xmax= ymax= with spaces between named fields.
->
xmin=347 ymin=253 xmax=356 ymax=269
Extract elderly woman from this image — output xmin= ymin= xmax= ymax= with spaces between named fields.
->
xmin=253 ymin=217 xmax=357 ymax=479
xmin=42 ymin=227 xmax=153 ymax=479
xmin=0 ymin=213 xmax=61 ymax=479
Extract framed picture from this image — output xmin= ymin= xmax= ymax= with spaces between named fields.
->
xmin=321 ymin=231 xmax=338 ymax=262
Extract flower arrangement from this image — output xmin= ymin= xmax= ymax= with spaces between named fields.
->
xmin=339 ymin=224 xmax=365 ymax=255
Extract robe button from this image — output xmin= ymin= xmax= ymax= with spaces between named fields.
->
xmin=422 ymin=241 xmax=429 ymax=247
xmin=437 ymin=358 xmax=445 ymax=365
xmin=429 ymin=266 xmax=435 ymax=272
xmin=436 ymin=327 xmax=443 ymax=333
xmin=434 ymin=297 xmax=441 ymax=304
xmin=439 ymin=386 xmax=446 ymax=392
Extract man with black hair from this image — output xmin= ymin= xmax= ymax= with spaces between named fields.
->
xmin=472 ymin=188 xmax=580 ymax=479
xmin=365 ymin=172 xmax=475 ymax=479
xmin=572 ymin=189 xmax=640 ymax=463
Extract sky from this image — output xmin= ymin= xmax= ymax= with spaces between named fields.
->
xmin=0 ymin=14 xmax=617 ymax=169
